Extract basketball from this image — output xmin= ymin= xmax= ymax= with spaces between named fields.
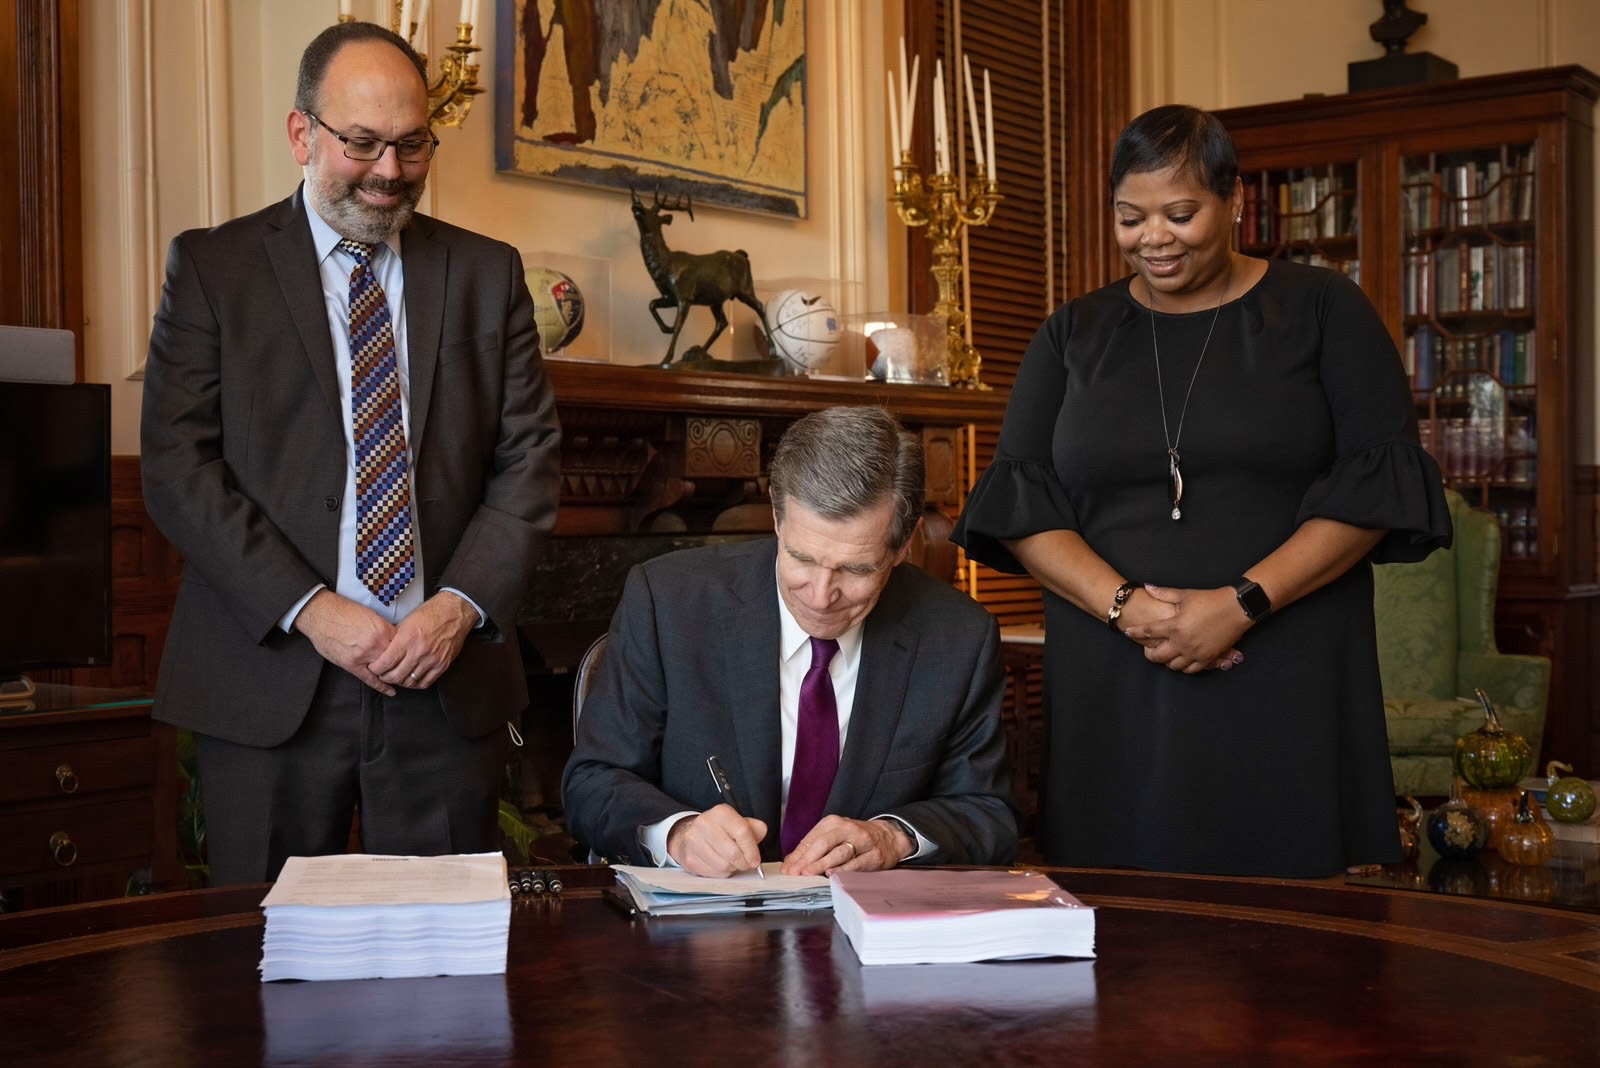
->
xmin=765 ymin=289 xmax=841 ymax=372
xmin=525 ymin=266 xmax=585 ymax=353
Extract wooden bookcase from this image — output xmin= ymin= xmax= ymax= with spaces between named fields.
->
xmin=1217 ymin=67 xmax=1600 ymax=773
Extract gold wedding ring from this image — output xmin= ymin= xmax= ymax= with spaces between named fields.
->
xmin=840 ymin=841 xmax=856 ymax=858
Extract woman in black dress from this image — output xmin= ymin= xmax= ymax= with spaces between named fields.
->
xmin=952 ymin=105 xmax=1451 ymax=877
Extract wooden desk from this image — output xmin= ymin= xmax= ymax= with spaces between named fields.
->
xmin=0 ymin=686 xmax=179 ymax=908
xmin=2 ymin=866 xmax=1597 ymax=1065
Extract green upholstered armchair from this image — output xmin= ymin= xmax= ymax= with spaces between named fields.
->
xmin=1373 ymin=489 xmax=1551 ymax=798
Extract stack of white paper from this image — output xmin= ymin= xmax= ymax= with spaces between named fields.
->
xmin=611 ymin=863 xmax=832 ymax=915
xmin=831 ymin=868 xmax=1095 ymax=965
xmin=259 ymin=853 xmax=511 ymax=982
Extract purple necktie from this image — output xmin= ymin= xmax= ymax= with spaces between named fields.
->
xmin=782 ymin=636 xmax=840 ymax=853
xmin=341 ymin=239 xmax=414 ymax=605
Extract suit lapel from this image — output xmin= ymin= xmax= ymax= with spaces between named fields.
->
xmin=265 ymin=189 xmax=341 ymax=419
xmin=401 ymin=216 xmax=445 ymax=452
xmin=723 ymin=543 xmax=785 ymax=853
xmin=826 ymin=570 xmax=915 ymax=817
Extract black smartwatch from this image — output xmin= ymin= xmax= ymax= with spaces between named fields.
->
xmin=1233 ymin=578 xmax=1272 ymax=621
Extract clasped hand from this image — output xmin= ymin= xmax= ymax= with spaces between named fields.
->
xmin=666 ymin=808 xmax=913 ymax=878
xmin=1118 ymin=584 xmax=1248 ymax=675
xmin=294 ymin=589 xmax=476 ymax=694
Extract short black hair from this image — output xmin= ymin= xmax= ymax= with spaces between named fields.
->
xmin=1109 ymin=104 xmax=1238 ymax=202
xmin=294 ymin=22 xmax=427 ymax=115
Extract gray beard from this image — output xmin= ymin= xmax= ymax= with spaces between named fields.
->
xmin=303 ymin=162 xmax=423 ymax=245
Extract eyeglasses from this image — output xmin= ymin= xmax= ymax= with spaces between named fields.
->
xmin=305 ymin=112 xmax=439 ymax=163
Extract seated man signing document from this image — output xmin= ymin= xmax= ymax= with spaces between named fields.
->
xmin=561 ymin=407 xmax=1017 ymax=876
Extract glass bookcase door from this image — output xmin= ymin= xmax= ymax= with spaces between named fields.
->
xmin=1399 ymin=143 xmax=1538 ymax=564
xmin=1237 ymin=162 xmax=1362 ymax=281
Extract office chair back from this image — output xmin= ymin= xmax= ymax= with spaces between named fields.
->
xmin=572 ymin=633 xmax=608 ymax=743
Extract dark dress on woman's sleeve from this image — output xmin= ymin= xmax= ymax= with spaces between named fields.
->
xmin=953 ymin=258 xmax=1450 ymax=877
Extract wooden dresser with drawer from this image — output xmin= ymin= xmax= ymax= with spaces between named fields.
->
xmin=0 ymin=686 xmax=180 ymax=908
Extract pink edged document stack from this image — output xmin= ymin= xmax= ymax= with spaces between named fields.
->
xmin=830 ymin=868 xmax=1095 ymax=965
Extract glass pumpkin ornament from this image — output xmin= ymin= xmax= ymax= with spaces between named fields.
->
xmin=1426 ymin=781 xmax=1490 ymax=860
xmin=1497 ymin=790 xmax=1555 ymax=866
xmin=1460 ymin=785 xmax=1523 ymax=850
xmin=1543 ymin=760 xmax=1597 ymax=824
xmin=1452 ymin=688 xmax=1534 ymax=789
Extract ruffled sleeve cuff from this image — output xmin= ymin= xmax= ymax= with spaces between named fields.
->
xmin=951 ymin=458 xmax=1081 ymax=574
xmin=1297 ymin=441 xmax=1453 ymax=564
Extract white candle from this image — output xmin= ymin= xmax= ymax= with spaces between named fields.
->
xmin=459 ymin=0 xmax=471 ymax=24
xmin=934 ymin=59 xmax=950 ymax=174
xmin=400 ymin=0 xmax=413 ymax=38
xmin=903 ymin=55 xmax=919 ymax=156
xmin=419 ymin=0 xmax=431 ymax=30
xmin=984 ymin=68 xmax=995 ymax=176
xmin=886 ymin=70 xmax=902 ymax=165
xmin=470 ymin=0 xmax=479 ymax=30
xmin=339 ymin=0 xmax=350 ymax=17
xmin=963 ymin=55 xmax=982 ymax=174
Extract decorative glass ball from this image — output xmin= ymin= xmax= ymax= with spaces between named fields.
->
xmin=1544 ymin=761 xmax=1598 ymax=824
xmin=1426 ymin=797 xmax=1489 ymax=860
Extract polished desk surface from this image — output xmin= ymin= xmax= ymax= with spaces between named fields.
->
xmin=2 ymin=866 xmax=1598 ymax=1066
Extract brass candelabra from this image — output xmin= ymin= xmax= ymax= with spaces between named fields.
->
xmin=338 ymin=3 xmax=482 ymax=128
xmin=891 ymin=153 xmax=1001 ymax=390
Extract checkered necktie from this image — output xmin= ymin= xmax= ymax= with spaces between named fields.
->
xmin=782 ymin=636 xmax=841 ymax=853
xmin=341 ymin=239 xmax=414 ymax=605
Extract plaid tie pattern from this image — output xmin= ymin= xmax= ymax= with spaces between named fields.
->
xmin=782 ymin=636 xmax=841 ymax=853
xmin=341 ymin=239 xmax=414 ymax=605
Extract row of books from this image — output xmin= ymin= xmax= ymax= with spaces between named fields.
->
xmin=1402 ymin=149 xmax=1536 ymax=231
xmin=1418 ymin=415 xmax=1537 ymax=485
xmin=1289 ymin=252 xmax=1360 ymax=283
xmin=1238 ymin=170 xmax=1356 ymax=247
xmin=1405 ymin=326 xmax=1537 ymax=389
xmin=1402 ymin=241 xmax=1533 ymax=317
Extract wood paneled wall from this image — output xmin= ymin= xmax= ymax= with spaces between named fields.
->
xmin=1 ymin=0 xmax=81 ymax=370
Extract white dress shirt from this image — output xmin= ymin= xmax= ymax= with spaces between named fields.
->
xmin=640 ymin=564 xmax=933 ymax=865
xmin=278 ymin=201 xmax=482 ymax=631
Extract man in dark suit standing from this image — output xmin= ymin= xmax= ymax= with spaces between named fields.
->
xmin=141 ymin=22 xmax=560 ymax=884
xmin=562 ymin=407 xmax=1015 ymax=876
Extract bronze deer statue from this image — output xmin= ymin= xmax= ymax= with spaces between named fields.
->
xmin=630 ymin=188 xmax=767 ymax=367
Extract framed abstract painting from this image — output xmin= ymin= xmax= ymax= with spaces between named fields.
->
xmin=495 ymin=0 xmax=808 ymax=218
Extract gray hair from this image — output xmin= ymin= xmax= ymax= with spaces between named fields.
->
xmin=769 ymin=407 xmax=924 ymax=551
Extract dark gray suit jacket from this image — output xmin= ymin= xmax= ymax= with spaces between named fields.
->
xmin=141 ymin=187 xmax=561 ymax=746
xmin=561 ymin=539 xmax=1018 ymax=865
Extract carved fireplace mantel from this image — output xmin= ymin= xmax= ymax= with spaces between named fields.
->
xmin=545 ymin=359 xmax=1008 ymax=540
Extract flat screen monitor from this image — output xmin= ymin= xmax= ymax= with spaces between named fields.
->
xmin=0 ymin=381 xmax=112 ymax=686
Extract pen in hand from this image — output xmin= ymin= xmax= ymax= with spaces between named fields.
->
xmin=706 ymin=755 xmax=764 ymax=879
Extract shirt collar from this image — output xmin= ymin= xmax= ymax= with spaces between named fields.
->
xmin=303 ymin=188 xmax=402 ymax=267
xmin=775 ymin=567 xmax=865 ymax=666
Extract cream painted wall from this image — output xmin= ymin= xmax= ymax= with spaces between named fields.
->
xmin=81 ymin=0 xmax=894 ymax=454
xmin=1128 ymin=0 xmax=1600 ymax=461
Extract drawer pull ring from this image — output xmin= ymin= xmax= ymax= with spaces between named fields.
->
xmin=49 ymin=832 xmax=78 ymax=867
xmin=55 ymin=764 xmax=79 ymax=793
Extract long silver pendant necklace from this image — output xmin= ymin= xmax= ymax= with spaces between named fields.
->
xmin=1149 ymin=261 xmax=1231 ymax=521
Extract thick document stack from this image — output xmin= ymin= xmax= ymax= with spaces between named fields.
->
xmin=831 ymin=868 xmax=1095 ymax=965
xmin=610 ymin=864 xmax=831 ymax=915
xmin=259 ymin=853 xmax=511 ymax=982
